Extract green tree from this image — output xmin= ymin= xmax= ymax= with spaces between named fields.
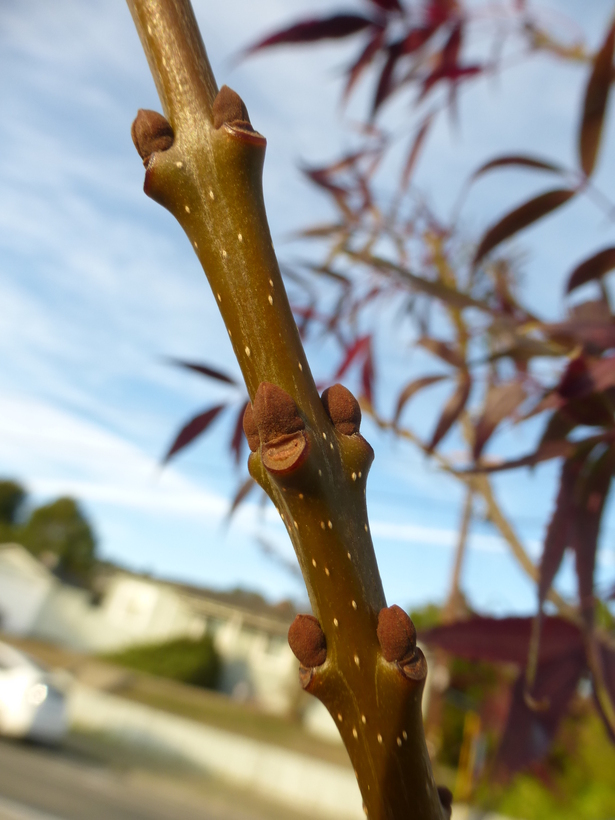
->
xmin=103 ymin=634 xmax=221 ymax=690
xmin=19 ymin=497 xmax=97 ymax=586
xmin=0 ymin=481 xmax=26 ymax=528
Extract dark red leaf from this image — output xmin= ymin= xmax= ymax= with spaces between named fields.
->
xmin=304 ymin=168 xmax=348 ymax=198
xmin=547 ymin=354 xmax=615 ymax=425
xmin=168 ymin=359 xmax=237 ymax=385
xmin=538 ymin=457 xmax=584 ymax=607
xmin=472 ymin=154 xmax=565 ymax=180
xmin=343 ymin=27 xmax=385 ymax=101
xmin=335 ymin=335 xmax=371 ymax=380
xmin=417 ymin=19 xmax=465 ymax=102
xmin=571 ymin=445 xmax=615 ymax=620
xmin=399 ymin=116 xmax=432 ymax=193
xmin=421 ymin=63 xmax=482 ymax=100
xmin=557 ymin=355 xmax=592 ymax=399
xmin=421 ymin=616 xmax=583 ymax=665
xmin=578 ymin=19 xmax=615 ymax=176
xmin=367 ymin=0 xmax=402 ymax=11
xmin=393 ymin=375 xmax=446 ymax=425
xmin=568 ymin=395 xmax=615 ymax=428
xmin=228 ymin=476 xmax=255 ymax=518
xmin=587 ymin=354 xmax=615 ymax=393
xmin=426 ymin=0 xmax=454 ymax=27
xmin=569 ymin=298 xmax=612 ymax=325
xmin=473 ymin=382 xmax=526 ymax=460
xmin=442 ymin=20 xmax=462 ymax=67
xmin=372 ymin=42 xmax=404 ymax=115
xmin=308 ymin=149 xmax=369 ymax=177
xmin=473 ymin=189 xmax=575 ymax=268
xmin=162 ymin=404 xmax=226 ymax=463
xmin=566 ymin=247 xmax=615 ymax=293
xmin=466 ymin=439 xmax=574 ymax=473
xmin=427 ymin=372 xmax=471 ymax=451
xmin=361 ymin=342 xmax=375 ymax=404
xmin=537 ymin=407 xmax=577 ymax=450
xmin=230 ymin=401 xmax=249 ymax=466
xmin=401 ymin=26 xmax=436 ymax=53
xmin=418 ymin=337 xmax=464 ymax=367
xmin=546 ymin=318 xmax=615 ymax=354
xmin=497 ymin=650 xmax=586 ymax=774
xmin=245 ymin=15 xmax=375 ymax=53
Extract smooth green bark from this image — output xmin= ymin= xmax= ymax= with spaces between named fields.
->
xmin=126 ymin=2 xmax=446 ymax=817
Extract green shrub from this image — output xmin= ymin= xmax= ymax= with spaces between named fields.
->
xmin=103 ymin=634 xmax=220 ymax=690
xmin=482 ymin=708 xmax=615 ymax=820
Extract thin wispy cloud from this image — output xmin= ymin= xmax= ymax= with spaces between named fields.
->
xmin=1 ymin=0 xmax=613 ymax=609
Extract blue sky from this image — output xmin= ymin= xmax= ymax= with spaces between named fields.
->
xmin=1 ymin=0 xmax=614 ymax=616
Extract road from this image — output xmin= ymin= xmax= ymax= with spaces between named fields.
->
xmin=0 ymin=735 xmax=303 ymax=820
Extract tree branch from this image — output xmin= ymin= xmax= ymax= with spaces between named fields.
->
xmin=126 ymin=1 xmax=446 ymax=817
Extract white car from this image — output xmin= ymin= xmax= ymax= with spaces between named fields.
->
xmin=0 ymin=641 xmax=67 ymax=744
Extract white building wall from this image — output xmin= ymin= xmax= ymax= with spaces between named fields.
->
xmin=0 ymin=546 xmax=301 ymax=715
xmin=32 ymin=575 xmax=203 ymax=654
xmin=0 ymin=545 xmax=54 ymax=635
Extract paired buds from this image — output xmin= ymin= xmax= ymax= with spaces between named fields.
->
xmin=131 ymin=86 xmax=259 ymax=171
xmin=288 ymin=614 xmax=327 ymax=669
xmin=243 ymin=381 xmax=364 ymax=475
xmin=377 ymin=605 xmax=426 ymax=681
xmin=131 ymin=109 xmax=174 ymax=166
xmin=243 ymin=381 xmax=362 ymax=462
xmin=243 ymin=383 xmax=309 ymax=474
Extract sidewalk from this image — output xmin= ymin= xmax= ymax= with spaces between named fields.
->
xmin=69 ymin=683 xmax=518 ymax=820
xmin=70 ymin=683 xmax=364 ymax=820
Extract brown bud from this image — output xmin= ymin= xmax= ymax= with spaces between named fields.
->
xmin=288 ymin=614 xmax=327 ymax=668
xmin=131 ymin=109 xmax=174 ymax=166
xmin=213 ymin=85 xmax=253 ymax=131
xmin=437 ymin=786 xmax=453 ymax=819
xmin=242 ymin=403 xmax=260 ymax=452
xmin=253 ymin=383 xmax=304 ymax=444
xmin=321 ymin=384 xmax=361 ymax=436
xmin=252 ymin=383 xmax=308 ymax=474
xmin=377 ymin=605 xmax=416 ymax=663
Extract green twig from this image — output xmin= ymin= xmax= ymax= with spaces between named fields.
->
xmin=126 ymin=1 xmax=446 ymax=817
